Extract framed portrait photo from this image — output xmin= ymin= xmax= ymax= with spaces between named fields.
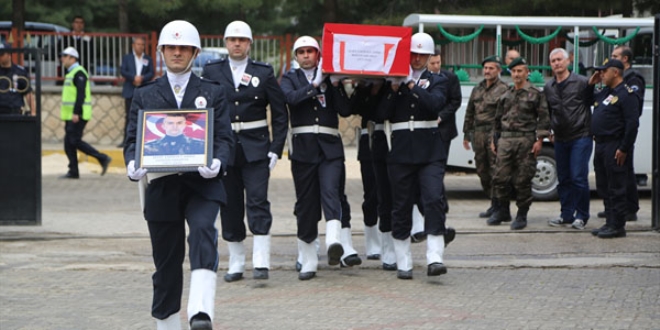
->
xmin=134 ymin=108 xmax=214 ymax=172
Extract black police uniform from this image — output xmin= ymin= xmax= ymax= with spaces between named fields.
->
xmin=202 ymin=58 xmax=288 ymax=242
xmin=123 ymin=74 xmax=233 ymax=319
xmin=588 ymin=81 xmax=639 ymax=233
xmin=0 ymin=63 xmax=31 ymax=114
xmin=280 ymin=70 xmax=351 ymax=243
xmin=351 ymin=84 xmax=379 ymax=230
xmin=376 ymin=70 xmax=449 ymax=240
xmin=436 ymin=69 xmax=462 ymax=213
xmin=622 ymin=68 xmax=645 ymax=217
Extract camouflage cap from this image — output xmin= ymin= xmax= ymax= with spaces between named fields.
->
xmin=481 ymin=55 xmax=501 ymax=66
xmin=508 ymin=56 xmax=527 ymax=69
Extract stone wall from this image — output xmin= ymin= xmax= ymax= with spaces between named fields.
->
xmin=39 ymin=86 xmax=361 ymax=147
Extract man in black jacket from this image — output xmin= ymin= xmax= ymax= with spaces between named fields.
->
xmin=544 ymin=48 xmax=592 ymax=230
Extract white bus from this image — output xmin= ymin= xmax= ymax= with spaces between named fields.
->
xmin=402 ymin=14 xmax=655 ymax=200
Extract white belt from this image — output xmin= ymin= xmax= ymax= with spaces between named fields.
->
xmin=291 ymin=125 xmax=339 ymax=135
xmin=361 ymin=128 xmax=369 ymax=135
xmin=390 ymin=120 xmax=437 ymax=132
xmin=231 ymin=119 xmax=268 ymax=133
xmin=373 ymin=124 xmax=384 ymax=131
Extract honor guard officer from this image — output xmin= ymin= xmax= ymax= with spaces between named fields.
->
xmin=0 ymin=42 xmax=35 ymax=115
xmin=59 ymin=46 xmax=112 ymax=179
xmin=202 ymin=21 xmax=288 ymax=283
xmin=123 ymin=20 xmax=233 ymax=330
xmin=587 ymin=58 xmax=640 ymax=239
xmin=280 ymin=36 xmax=358 ymax=280
xmin=488 ymin=57 xmax=551 ymax=230
xmin=376 ymin=32 xmax=451 ymax=280
xmin=462 ymin=55 xmax=508 ymax=218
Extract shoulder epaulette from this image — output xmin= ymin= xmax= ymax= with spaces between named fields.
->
xmin=200 ymin=77 xmax=222 ymax=85
xmin=251 ymin=60 xmax=272 ymax=68
xmin=205 ymin=58 xmax=227 ymax=67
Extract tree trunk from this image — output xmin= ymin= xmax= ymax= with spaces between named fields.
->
xmin=11 ymin=0 xmax=25 ymax=46
xmin=118 ymin=0 xmax=129 ymax=33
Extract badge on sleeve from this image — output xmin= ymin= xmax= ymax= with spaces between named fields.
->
xmin=317 ymin=94 xmax=326 ymax=108
xmin=240 ymin=73 xmax=252 ymax=86
xmin=251 ymin=76 xmax=260 ymax=87
xmin=195 ymin=96 xmax=207 ymax=109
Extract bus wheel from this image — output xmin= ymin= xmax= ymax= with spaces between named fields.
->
xmin=532 ymin=146 xmax=559 ymax=201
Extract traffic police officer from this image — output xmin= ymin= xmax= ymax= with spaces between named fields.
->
xmin=202 ymin=21 xmax=288 ymax=283
xmin=462 ymin=55 xmax=508 ymax=218
xmin=0 ymin=42 xmax=35 ymax=115
xmin=280 ymin=36 xmax=357 ymax=280
xmin=123 ymin=20 xmax=233 ymax=330
xmin=59 ymin=46 xmax=112 ymax=179
xmin=376 ymin=32 xmax=450 ymax=280
xmin=488 ymin=57 xmax=551 ymax=230
xmin=587 ymin=58 xmax=639 ymax=239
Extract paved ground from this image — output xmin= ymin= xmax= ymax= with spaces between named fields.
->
xmin=0 ymin=147 xmax=658 ymax=329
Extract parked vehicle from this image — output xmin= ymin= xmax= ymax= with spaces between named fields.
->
xmin=156 ymin=47 xmax=228 ymax=77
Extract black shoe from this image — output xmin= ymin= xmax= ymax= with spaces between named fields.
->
xmin=444 ymin=227 xmax=456 ymax=247
xmin=295 ymin=261 xmax=302 ymax=272
xmin=253 ymin=268 xmax=269 ymax=280
xmin=223 ymin=272 xmax=243 ymax=282
xmin=298 ymin=271 xmax=316 ymax=280
xmin=597 ymin=211 xmax=606 ymax=218
xmin=397 ymin=269 xmax=413 ymax=280
xmin=382 ymin=263 xmax=397 ymax=271
xmin=510 ymin=215 xmax=527 ymax=230
xmin=411 ymin=231 xmax=427 ymax=243
xmin=625 ymin=213 xmax=638 ymax=222
xmin=427 ymin=262 xmax=447 ymax=276
xmin=327 ymin=243 xmax=343 ymax=266
xmin=59 ymin=172 xmax=79 ymax=179
xmin=597 ymin=226 xmax=626 ymax=238
xmin=487 ymin=210 xmax=512 ymax=225
xmin=366 ymin=254 xmax=381 ymax=260
xmin=478 ymin=208 xmax=494 ymax=218
xmin=341 ymin=254 xmax=362 ymax=267
xmin=190 ymin=313 xmax=212 ymax=330
xmin=591 ymin=225 xmax=607 ymax=236
xmin=99 ymin=155 xmax=112 ymax=176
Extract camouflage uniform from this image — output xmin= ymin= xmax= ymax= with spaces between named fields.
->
xmin=491 ymin=81 xmax=550 ymax=221
xmin=463 ymin=77 xmax=508 ymax=199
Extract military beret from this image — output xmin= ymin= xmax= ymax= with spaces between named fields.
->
xmin=508 ymin=57 xmax=527 ymax=69
xmin=594 ymin=58 xmax=624 ymax=71
xmin=482 ymin=55 xmax=501 ymax=66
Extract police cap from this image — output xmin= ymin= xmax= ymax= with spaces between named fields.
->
xmin=0 ymin=41 xmax=11 ymax=54
xmin=482 ymin=55 xmax=501 ymax=66
xmin=594 ymin=58 xmax=624 ymax=71
xmin=508 ymin=57 xmax=527 ymax=69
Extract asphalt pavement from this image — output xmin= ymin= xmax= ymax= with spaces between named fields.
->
xmin=0 ymin=147 xmax=658 ymax=330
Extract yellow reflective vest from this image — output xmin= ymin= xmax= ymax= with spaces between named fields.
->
xmin=61 ymin=65 xmax=92 ymax=121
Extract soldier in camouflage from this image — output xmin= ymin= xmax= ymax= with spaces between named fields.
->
xmin=462 ymin=55 xmax=509 ymax=218
xmin=488 ymin=57 xmax=551 ymax=230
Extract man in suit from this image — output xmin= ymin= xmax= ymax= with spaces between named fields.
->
xmin=123 ymin=20 xmax=233 ymax=330
xmin=376 ymin=32 xmax=451 ymax=280
xmin=119 ymin=36 xmax=154 ymax=147
xmin=201 ymin=21 xmax=288 ymax=283
xmin=280 ymin=36 xmax=358 ymax=281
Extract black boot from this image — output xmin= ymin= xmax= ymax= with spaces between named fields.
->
xmin=479 ymin=198 xmax=496 ymax=218
xmin=511 ymin=208 xmax=528 ymax=230
xmin=487 ymin=200 xmax=511 ymax=225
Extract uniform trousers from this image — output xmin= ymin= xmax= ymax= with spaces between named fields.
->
xmin=291 ymin=156 xmax=343 ymax=243
xmin=359 ymin=159 xmax=378 ymax=227
xmin=625 ymin=147 xmax=639 ymax=215
xmin=594 ymin=140 xmax=631 ymax=230
xmin=492 ymin=136 xmax=536 ymax=209
xmin=145 ymin=176 xmax=220 ymax=319
xmin=220 ymin=142 xmax=271 ymax=242
xmin=472 ymin=130 xmax=497 ymax=198
xmin=63 ymin=119 xmax=106 ymax=175
xmin=387 ymin=161 xmax=447 ymax=240
xmin=340 ymin=163 xmax=353 ymax=228
xmin=372 ymin=159 xmax=393 ymax=233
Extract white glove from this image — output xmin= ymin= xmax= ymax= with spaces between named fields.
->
xmin=312 ymin=58 xmax=324 ymax=86
xmin=267 ymin=152 xmax=278 ymax=171
xmin=127 ymin=160 xmax=147 ymax=181
xmin=198 ymin=158 xmax=221 ymax=179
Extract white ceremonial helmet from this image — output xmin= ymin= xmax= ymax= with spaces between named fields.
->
xmin=293 ymin=36 xmax=319 ymax=52
xmin=224 ymin=21 xmax=253 ymax=42
xmin=157 ymin=20 xmax=201 ymax=52
xmin=410 ymin=32 xmax=435 ymax=55
xmin=60 ymin=46 xmax=79 ymax=59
